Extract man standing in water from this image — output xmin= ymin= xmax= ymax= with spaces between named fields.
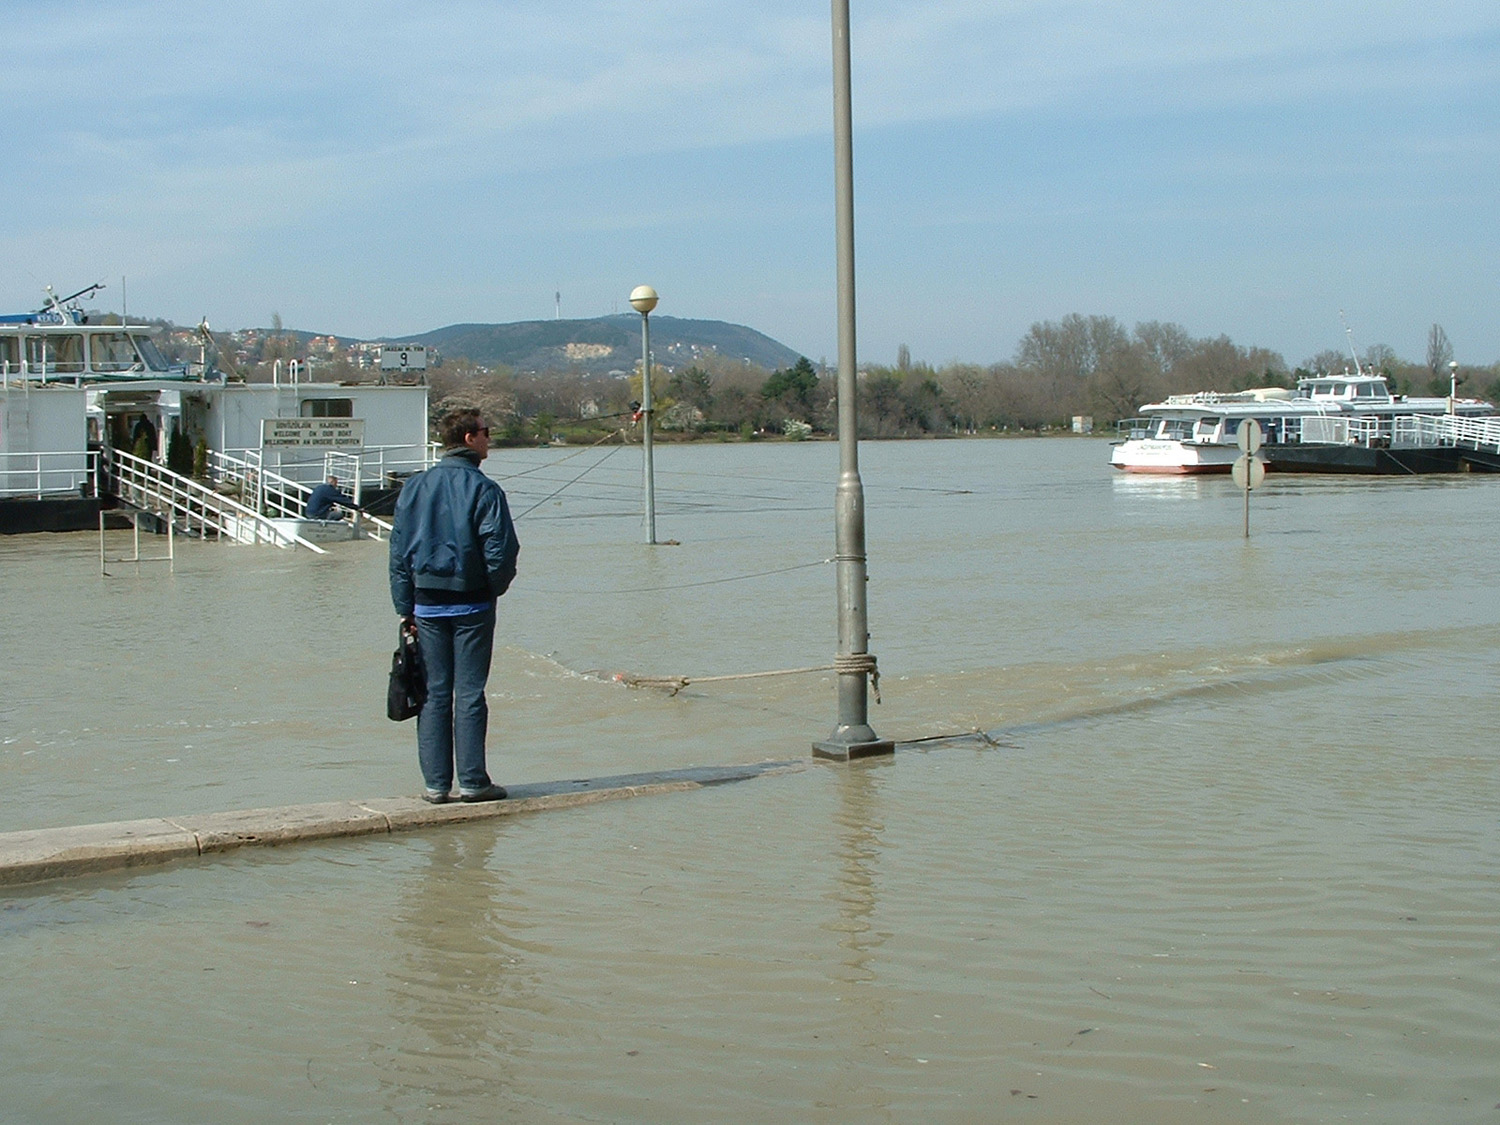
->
xmin=389 ymin=408 xmax=519 ymax=803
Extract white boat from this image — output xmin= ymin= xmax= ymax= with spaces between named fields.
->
xmin=1111 ymin=374 xmax=1498 ymax=475
xmin=2 ymin=284 xmax=433 ymax=535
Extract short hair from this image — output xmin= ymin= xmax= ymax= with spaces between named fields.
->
xmin=439 ymin=408 xmax=487 ymax=449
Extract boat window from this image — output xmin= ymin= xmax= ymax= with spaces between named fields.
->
xmin=25 ymin=334 xmax=85 ymax=374
xmin=0 ymin=337 xmax=17 ymax=375
xmin=133 ymin=336 xmax=170 ymax=371
xmin=1194 ymin=417 xmax=1222 ymax=438
xmin=90 ymin=333 xmax=141 ymax=371
xmin=301 ymin=398 xmax=353 ymax=418
xmin=1160 ymin=419 xmax=1193 ymax=439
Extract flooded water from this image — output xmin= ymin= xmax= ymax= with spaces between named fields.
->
xmin=3 ymin=437 xmax=1499 ymax=1122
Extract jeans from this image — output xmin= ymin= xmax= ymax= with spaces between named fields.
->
xmin=415 ymin=605 xmax=496 ymax=793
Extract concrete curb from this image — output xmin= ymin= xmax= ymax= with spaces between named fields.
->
xmin=0 ymin=760 xmax=803 ymax=888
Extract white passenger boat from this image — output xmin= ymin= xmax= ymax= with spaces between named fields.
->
xmin=1111 ymin=374 xmax=1498 ymax=475
xmin=2 ymin=284 xmax=432 ymax=535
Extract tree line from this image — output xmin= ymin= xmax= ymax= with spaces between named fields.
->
xmin=140 ymin=312 xmax=1500 ymax=442
xmin=426 ymin=315 xmax=1500 ymax=442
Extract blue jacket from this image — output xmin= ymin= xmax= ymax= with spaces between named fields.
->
xmin=305 ymin=481 xmax=355 ymax=519
xmin=389 ymin=451 xmax=519 ymax=616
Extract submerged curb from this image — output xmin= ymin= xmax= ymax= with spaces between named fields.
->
xmin=0 ymin=760 xmax=803 ymax=888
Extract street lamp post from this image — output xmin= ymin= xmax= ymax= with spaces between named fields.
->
xmin=813 ymin=0 xmax=893 ymax=761
xmin=630 ymin=284 xmax=659 ymax=545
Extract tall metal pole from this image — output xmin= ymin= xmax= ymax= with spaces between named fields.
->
xmin=814 ymin=0 xmax=892 ymax=761
xmin=630 ymin=285 xmax=659 ymax=544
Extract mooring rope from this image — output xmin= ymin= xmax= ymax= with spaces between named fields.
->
xmin=496 ymin=427 xmax=628 ymax=483
xmin=512 ymin=430 xmax=628 ymax=519
xmin=614 ymin=650 xmax=881 ymax=702
xmin=613 ymin=558 xmax=830 ymax=594
xmin=493 ymin=435 xmax=880 ymax=703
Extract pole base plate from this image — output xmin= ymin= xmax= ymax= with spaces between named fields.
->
xmin=812 ymin=738 xmax=895 ymax=761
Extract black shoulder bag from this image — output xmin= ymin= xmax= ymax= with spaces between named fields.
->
xmin=387 ymin=628 xmax=427 ymax=721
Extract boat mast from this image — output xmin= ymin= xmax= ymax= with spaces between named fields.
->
xmin=1339 ymin=310 xmax=1364 ymax=376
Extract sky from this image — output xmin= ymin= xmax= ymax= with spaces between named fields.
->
xmin=2 ymin=0 xmax=1497 ymax=369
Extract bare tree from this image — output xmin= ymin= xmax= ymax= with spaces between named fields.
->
xmin=1426 ymin=324 xmax=1454 ymax=380
xmin=1133 ymin=321 xmax=1194 ymax=381
xmin=1088 ymin=345 xmax=1156 ymax=419
xmin=1363 ymin=343 xmax=1399 ymax=377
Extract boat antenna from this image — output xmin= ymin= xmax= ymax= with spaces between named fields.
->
xmin=1338 ymin=310 xmax=1364 ymax=376
xmin=40 ymin=281 xmax=107 ymax=315
xmin=197 ymin=318 xmax=246 ymax=381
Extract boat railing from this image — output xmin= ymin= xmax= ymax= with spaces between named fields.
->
xmin=219 ymin=443 xmax=436 ymax=489
xmin=204 ymin=448 xmax=395 ymax=541
xmin=103 ymin=446 xmax=324 ymax=552
xmin=1163 ymin=391 xmax=1255 ymax=406
xmin=205 ymin=448 xmax=303 ymax=520
xmin=0 ymin=450 xmax=97 ymax=499
xmin=1393 ymin=414 xmax=1500 ymax=452
xmin=1299 ymin=415 xmax=1392 ymax=447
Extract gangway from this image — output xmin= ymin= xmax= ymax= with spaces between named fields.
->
xmin=1392 ymin=414 xmax=1500 ymax=469
xmin=1393 ymin=414 xmax=1500 ymax=451
xmin=103 ymin=447 xmax=325 ymax=552
xmin=204 ymin=449 xmax=394 ymax=541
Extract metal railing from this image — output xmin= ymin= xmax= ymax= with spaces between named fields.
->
xmin=104 ymin=447 xmax=324 ymax=552
xmin=1392 ymin=414 xmax=1500 ymax=452
xmin=228 ymin=443 xmax=436 ymax=487
xmin=202 ymin=448 xmax=394 ymax=540
xmin=0 ymin=450 xmax=97 ymax=498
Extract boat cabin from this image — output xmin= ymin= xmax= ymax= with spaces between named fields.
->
xmin=3 ymin=297 xmax=431 ymax=503
xmin=1295 ymin=375 xmax=1394 ymax=403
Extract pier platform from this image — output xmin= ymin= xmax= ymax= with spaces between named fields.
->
xmin=0 ymin=761 xmax=802 ymax=888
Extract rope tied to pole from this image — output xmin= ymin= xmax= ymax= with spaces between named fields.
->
xmin=833 ymin=651 xmax=881 ymax=704
xmin=610 ymin=651 xmax=881 ymax=703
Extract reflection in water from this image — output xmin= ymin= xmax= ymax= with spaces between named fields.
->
xmin=819 ymin=758 xmax=896 ymax=1120
xmin=1109 ymin=472 xmax=1218 ymax=501
xmin=381 ymin=826 xmax=528 ymax=1118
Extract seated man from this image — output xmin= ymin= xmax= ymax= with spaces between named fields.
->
xmin=305 ymin=475 xmax=357 ymax=520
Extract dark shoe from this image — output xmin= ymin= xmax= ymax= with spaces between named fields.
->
xmin=420 ymin=789 xmax=451 ymax=804
xmin=459 ymin=783 xmax=508 ymax=803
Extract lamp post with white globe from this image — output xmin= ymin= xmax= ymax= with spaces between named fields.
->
xmin=630 ymin=284 xmax=659 ymax=544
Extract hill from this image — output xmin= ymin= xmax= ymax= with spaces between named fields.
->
xmin=392 ymin=314 xmax=803 ymax=374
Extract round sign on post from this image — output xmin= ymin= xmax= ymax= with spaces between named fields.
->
xmin=1231 ymin=454 xmax=1266 ymax=490
xmin=1236 ymin=418 xmax=1263 ymax=454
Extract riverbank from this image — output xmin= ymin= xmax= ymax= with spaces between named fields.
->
xmin=499 ymin=426 xmax=1106 ymax=448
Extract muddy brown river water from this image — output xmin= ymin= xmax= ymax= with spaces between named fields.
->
xmin=2 ymin=437 xmax=1498 ymax=1122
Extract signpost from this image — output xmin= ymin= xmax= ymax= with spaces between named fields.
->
xmin=1232 ymin=419 xmax=1266 ymax=538
xmin=379 ymin=345 xmax=427 ymax=379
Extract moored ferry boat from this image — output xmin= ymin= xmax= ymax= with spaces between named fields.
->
xmin=2 ymin=285 xmax=432 ymax=535
xmin=1111 ymin=373 xmax=1498 ymax=475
